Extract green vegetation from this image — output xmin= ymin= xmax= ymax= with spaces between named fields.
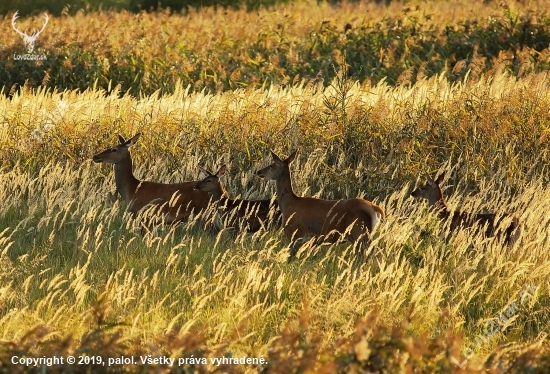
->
xmin=0 ymin=0 xmax=549 ymax=372
xmin=2 ymin=0 xmax=550 ymax=95
xmin=0 ymin=0 xmax=292 ymax=16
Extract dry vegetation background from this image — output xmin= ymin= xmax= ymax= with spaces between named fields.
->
xmin=1 ymin=0 xmax=550 ymax=373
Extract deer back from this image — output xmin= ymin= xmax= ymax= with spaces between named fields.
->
xmin=217 ymin=197 xmax=280 ymax=232
xmin=130 ymin=180 xmax=212 ymax=222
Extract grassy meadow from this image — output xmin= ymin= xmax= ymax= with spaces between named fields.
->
xmin=1 ymin=1 xmax=550 ymax=373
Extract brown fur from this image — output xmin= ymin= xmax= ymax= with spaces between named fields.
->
xmin=92 ymin=134 xmax=211 ymax=225
xmin=193 ymin=165 xmax=281 ymax=233
xmin=411 ymin=172 xmax=521 ymax=245
xmin=255 ymin=150 xmax=384 ymax=260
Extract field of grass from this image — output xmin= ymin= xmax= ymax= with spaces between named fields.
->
xmin=1 ymin=1 xmax=550 ymax=373
xmin=3 ymin=0 xmax=550 ymax=95
xmin=1 ymin=69 xmax=550 ymax=372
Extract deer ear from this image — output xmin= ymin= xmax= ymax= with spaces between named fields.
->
xmin=435 ymin=172 xmax=445 ymax=185
xmin=127 ymin=133 xmax=141 ymax=147
xmin=270 ymin=150 xmax=282 ymax=162
xmin=118 ymin=135 xmax=126 ymax=145
xmin=286 ymin=150 xmax=298 ymax=164
xmin=216 ymin=164 xmax=226 ymax=177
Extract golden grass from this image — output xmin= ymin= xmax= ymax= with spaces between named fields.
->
xmin=0 ymin=71 xmax=550 ymax=372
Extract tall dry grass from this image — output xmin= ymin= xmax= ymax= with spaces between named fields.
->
xmin=0 ymin=71 xmax=549 ymax=372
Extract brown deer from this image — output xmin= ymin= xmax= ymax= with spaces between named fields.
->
xmin=92 ymin=134 xmax=211 ymax=226
xmin=411 ymin=172 xmax=521 ymax=245
xmin=255 ymin=150 xmax=384 ymax=260
xmin=193 ymin=165 xmax=281 ymax=233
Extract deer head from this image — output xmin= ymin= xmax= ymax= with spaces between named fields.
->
xmin=12 ymin=11 xmax=49 ymax=54
xmin=194 ymin=165 xmax=227 ymax=194
xmin=92 ymin=134 xmax=141 ymax=164
xmin=255 ymin=150 xmax=298 ymax=180
xmin=410 ymin=172 xmax=446 ymax=206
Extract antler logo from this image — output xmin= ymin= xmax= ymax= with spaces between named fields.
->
xmin=11 ymin=11 xmax=49 ymax=54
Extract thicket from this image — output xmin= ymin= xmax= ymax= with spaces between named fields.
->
xmin=2 ymin=1 xmax=550 ymax=96
xmin=0 ymin=0 xmax=292 ymax=16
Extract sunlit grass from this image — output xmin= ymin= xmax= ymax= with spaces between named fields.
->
xmin=0 ymin=71 xmax=549 ymax=372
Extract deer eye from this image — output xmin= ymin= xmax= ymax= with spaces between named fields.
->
xmin=111 ymin=148 xmax=117 ymax=153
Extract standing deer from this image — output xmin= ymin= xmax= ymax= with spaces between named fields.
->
xmin=410 ymin=172 xmax=521 ymax=245
xmin=255 ymin=150 xmax=384 ymax=261
xmin=193 ymin=165 xmax=281 ymax=233
xmin=92 ymin=134 xmax=211 ymax=226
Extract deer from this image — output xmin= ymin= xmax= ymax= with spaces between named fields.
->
xmin=410 ymin=172 xmax=521 ymax=246
xmin=255 ymin=150 xmax=384 ymax=261
xmin=12 ymin=11 xmax=49 ymax=54
xmin=92 ymin=134 xmax=211 ymax=228
xmin=193 ymin=165 xmax=281 ymax=234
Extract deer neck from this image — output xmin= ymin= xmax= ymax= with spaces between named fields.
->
xmin=275 ymin=168 xmax=297 ymax=209
xmin=215 ymin=186 xmax=235 ymax=211
xmin=432 ymin=196 xmax=451 ymax=220
xmin=113 ymin=155 xmax=140 ymax=204
xmin=212 ymin=183 xmax=230 ymax=202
